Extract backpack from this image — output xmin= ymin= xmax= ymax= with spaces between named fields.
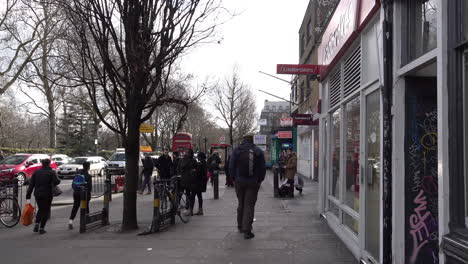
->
xmin=72 ymin=174 xmax=86 ymax=191
xmin=237 ymin=147 xmax=255 ymax=177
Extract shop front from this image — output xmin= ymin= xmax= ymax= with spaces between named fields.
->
xmin=317 ymin=0 xmax=382 ymax=262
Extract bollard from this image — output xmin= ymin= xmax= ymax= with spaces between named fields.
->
xmin=106 ymin=174 xmax=112 ymax=202
xmin=213 ymin=171 xmax=219 ymax=200
xmin=13 ymin=179 xmax=19 ymax=219
xmin=79 ymin=186 xmax=87 ymax=233
xmin=151 ymin=181 xmax=161 ymax=233
xmin=102 ymin=178 xmax=111 ymax=226
xmin=273 ymin=166 xmax=279 ymax=198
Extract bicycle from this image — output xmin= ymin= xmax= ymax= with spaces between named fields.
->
xmin=157 ymin=176 xmax=192 ymax=224
xmin=0 ymin=181 xmax=21 ymax=228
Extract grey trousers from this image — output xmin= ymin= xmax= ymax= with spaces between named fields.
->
xmin=235 ymin=180 xmax=260 ymax=232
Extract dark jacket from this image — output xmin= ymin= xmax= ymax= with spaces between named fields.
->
xmin=143 ymin=156 xmax=154 ymax=173
xmin=74 ymin=169 xmax=92 ymax=194
xmin=207 ymin=154 xmax=221 ymax=172
xmin=229 ymin=141 xmax=266 ymax=183
xmin=192 ymin=159 xmax=208 ymax=193
xmin=156 ymin=155 xmax=173 ymax=179
xmin=26 ymin=167 xmax=61 ymax=199
xmin=177 ymin=156 xmax=198 ymax=189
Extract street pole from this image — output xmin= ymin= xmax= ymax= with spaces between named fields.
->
xmin=204 ymin=137 xmax=207 ymax=153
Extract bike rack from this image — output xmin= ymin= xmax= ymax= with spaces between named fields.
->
xmin=79 ymin=175 xmax=111 ymax=233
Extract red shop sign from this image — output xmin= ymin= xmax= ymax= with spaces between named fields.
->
xmin=277 ymin=131 xmax=293 ymax=139
xmin=276 ymin=64 xmax=324 ymax=75
xmin=293 ymin=114 xmax=319 ymax=126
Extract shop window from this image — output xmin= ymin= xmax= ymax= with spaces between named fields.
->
xmin=329 ymin=201 xmax=340 ymax=218
xmin=403 ymin=0 xmax=438 ymax=63
xmin=344 ymin=97 xmax=360 ymax=212
xmin=343 ymin=212 xmax=359 ymax=235
xmin=330 ymin=109 xmax=341 ymax=198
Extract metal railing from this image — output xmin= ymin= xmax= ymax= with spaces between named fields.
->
xmin=79 ymin=175 xmax=111 ymax=233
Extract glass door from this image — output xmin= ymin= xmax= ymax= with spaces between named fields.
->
xmin=362 ymin=89 xmax=381 ymax=261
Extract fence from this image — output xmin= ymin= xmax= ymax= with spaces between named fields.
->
xmin=0 ymin=179 xmax=21 ymax=206
xmin=79 ymin=174 xmax=111 ymax=233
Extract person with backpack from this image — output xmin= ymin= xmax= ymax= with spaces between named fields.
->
xmin=207 ymin=152 xmax=221 ymax=185
xmin=139 ymin=153 xmax=154 ymax=195
xmin=229 ymin=134 xmax=266 ymax=239
xmin=26 ymin=159 xmax=61 ymax=234
xmin=68 ymin=161 xmax=92 ymax=230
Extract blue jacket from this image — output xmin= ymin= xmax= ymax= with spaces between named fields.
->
xmin=229 ymin=141 xmax=266 ymax=183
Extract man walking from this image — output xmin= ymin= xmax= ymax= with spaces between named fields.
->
xmin=156 ymin=148 xmax=173 ymax=179
xmin=139 ymin=153 xmax=154 ymax=194
xmin=229 ymin=134 xmax=266 ymax=239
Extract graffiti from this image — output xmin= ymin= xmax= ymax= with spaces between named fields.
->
xmin=409 ymin=190 xmax=431 ymax=264
xmin=405 ymin=82 xmax=438 ymax=264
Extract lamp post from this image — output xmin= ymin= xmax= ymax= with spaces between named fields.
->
xmin=204 ymin=137 xmax=207 ymax=153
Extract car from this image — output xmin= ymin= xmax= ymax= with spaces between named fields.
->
xmin=0 ymin=154 xmax=58 ymax=186
xmin=57 ymin=156 xmax=107 ymax=179
xmin=51 ymin=154 xmax=72 ymax=166
xmin=105 ymin=149 xmax=144 ymax=176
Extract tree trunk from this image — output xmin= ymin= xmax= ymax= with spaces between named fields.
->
xmin=48 ymin=109 xmax=56 ymax=149
xmin=121 ymin=108 xmax=140 ymax=231
xmin=229 ymin=126 xmax=233 ymax=146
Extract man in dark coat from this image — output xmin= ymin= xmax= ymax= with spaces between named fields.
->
xmin=229 ymin=134 xmax=266 ymax=239
xmin=177 ymin=149 xmax=197 ymax=215
xmin=26 ymin=159 xmax=61 ymax=234
xmin=139 ymin=153 xmax=154 ymax=194
xmin=68 ymin=161 xmax=92 ymax=230
xmin=156 ymin=148 xmax=173 ymax=179
xmin=190 ymin=152 xmax=207 ymax=215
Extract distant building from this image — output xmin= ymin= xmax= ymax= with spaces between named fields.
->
xmin=259 ymin=100 xmax=290 ymax=166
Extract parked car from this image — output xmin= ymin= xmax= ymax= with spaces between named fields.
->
xmin=0 ymin=154 xmax=58 ymax=186
xmin=105 ymin=149 xmax=144 ymax=176
xmin=57 ymin=156 xmax=106 ymax=179
xmin=51 ymin=154 xmax=72 ymax=166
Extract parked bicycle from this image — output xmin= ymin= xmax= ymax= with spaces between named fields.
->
xmin=0 ymin=180 xmax=21 ymax=228
xmin=157 ymin=175 xmax=192 ymax=224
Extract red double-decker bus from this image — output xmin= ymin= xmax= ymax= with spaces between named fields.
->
xmin=172 ymin=132 xmax=193 ymax=154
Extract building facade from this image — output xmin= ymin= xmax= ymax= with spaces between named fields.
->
xmin=259 ymin=100 xmax=290 ymax=166
xmin=312 ymin=0 xmax=468 ymax=263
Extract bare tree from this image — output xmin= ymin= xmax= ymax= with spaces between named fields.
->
xmin=213 ymin=70 xmax=257 ymax=146
xmin=62 ymin=0 xmax=223 ymax=230
xmin=0 ymin=0 xmax=45 ymax=95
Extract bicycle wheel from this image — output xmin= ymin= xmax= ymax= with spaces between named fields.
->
xmin=177 ymin=192 xmax=192 ymax=223
xmin=0 ymin=197 xmax=21 ymax=228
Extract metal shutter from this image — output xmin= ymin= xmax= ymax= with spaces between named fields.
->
xmin=329 ymin=70 xmax=341 ymax=109
xmin=343 ymin=46 xmax=361 ymax=99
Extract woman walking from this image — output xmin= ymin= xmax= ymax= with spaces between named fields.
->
xmin=191 ymin=152 xmax=208 ymax=215
xmin=26 ymin=159 xmax=61 ymax=234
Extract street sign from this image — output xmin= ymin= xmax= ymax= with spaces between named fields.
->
xmin=219 ymin=135 xmax=226 ymax=144
xmin=277 ymin=131 xmax=292 ymax=139
xmin=140 ymin=146 xmax=152 ymax=152
xmin=276 ymin=64 xmax=325 ymax=75
xmin=258 ymin=119 xmax=267 ymax=126
xmin=293 ymin=114 xmax=319 ymax=126
xmin=253 ymin=135 xmax=267 ymax=145
xmin=139 ymin=123 xmax=154 ymax=133
xmin=280 ymin=118 xmax=293 ymax=127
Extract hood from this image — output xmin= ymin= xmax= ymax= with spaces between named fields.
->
xmin=59 ymin=164 xmax=82 ymax=170
xmin=0 ymin=164 xmax=17 ymax=170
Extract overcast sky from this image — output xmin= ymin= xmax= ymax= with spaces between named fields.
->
xmin=181 ymin=0 xmax=310 ymax=116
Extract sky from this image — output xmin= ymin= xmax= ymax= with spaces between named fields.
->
xmin=180 ymin=0 xmax=310 ymax=116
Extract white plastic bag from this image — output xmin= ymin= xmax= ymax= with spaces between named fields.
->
xmin=294 ymin=174 xmax=304 ymax=189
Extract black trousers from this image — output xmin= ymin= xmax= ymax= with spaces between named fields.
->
xmin=140 ymin=171 xmax=152 ymax=193
xmin=35 ymin=196 xmax=52 ymax=229
xmin=190 ymin=192 xmax=203 ymax=210
xmin=235 ymin=181 xmax=260 ymax=232
xmin=70 ymin=192 xmax=90 ymax=220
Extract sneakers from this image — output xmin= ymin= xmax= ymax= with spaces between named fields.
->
xmin=39 ymin=229 xmax=46 ymax=235
xmin=68 ymin=224 xmax=73 ymax=230
xmin=33 ymin=224 xmax=39 ymax=233
xmin=244 ymin=231 xmax=255 ymax=240
xmin=194 ymin=209 xmax=203 ymax=216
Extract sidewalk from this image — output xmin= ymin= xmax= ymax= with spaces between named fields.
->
xmin=0 ymin=171 xmax=356 ymax=264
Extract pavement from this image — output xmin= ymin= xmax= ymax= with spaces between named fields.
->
xmin=0 ymin=171 xmax=356 ymax=264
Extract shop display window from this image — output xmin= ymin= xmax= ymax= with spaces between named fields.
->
xmin=330 ymin=109 xmax=341 ymax=198
xmin=344 ymin=97 xmax=360 ymax=212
